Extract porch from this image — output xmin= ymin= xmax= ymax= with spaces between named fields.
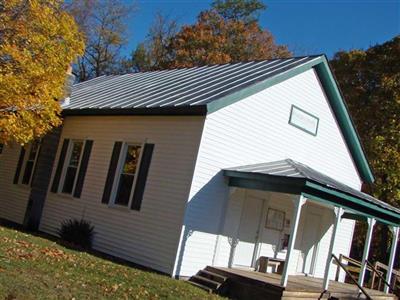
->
xmin=204 ymin=266 xmax=397 ymax=300
xmin=204 ymin=159 xmax=400 ymax=298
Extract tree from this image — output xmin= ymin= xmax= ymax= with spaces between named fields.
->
xmin=66 ymin=0 xmax=135 ymax=81
xmin=212 ymin=0 xmax=266 ymax=23
xmin=171 ymin=0 xmax=290 ymax=68
xmin=172 ymin=9 xmax=290 ymax=68
xmin=331 ymin=36 xmax=400 ymax=266
xmin=133 ymin=0 xmax=290 ymax=70
xmin=0 ymin=0 xmax=84 ymax=145
xmin=129 ymin=13 xmax=179 ymax=72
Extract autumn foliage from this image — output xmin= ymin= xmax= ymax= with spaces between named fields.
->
xmin=172 ymin=11 xmax=291 ymax=68
xmin=0 ymin=0 xmax=84 ymax=144
xmin=131 ymin=0 xmax=290 ymax=71
xmin=331 ymin=36 xmax=400 ymax=266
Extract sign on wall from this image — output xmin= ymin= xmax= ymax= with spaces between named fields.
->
xmin=265 ymin=208 xmax=285 ymax=231
xmin=288 ymin=105 xmax=319 ymax=136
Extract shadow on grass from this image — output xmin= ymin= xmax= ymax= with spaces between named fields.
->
xmin=0 ymin=217 xmax=167 ymax=276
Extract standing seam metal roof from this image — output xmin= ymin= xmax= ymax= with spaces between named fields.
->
xmin=63 ymin=56 xmax=320 ymax=110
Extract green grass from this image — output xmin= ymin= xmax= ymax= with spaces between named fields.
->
xmin=0 ymin=225 xmax=223 ymax=299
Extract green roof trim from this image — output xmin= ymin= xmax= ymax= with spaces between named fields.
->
xmin=304 ymin=181 xmax=399 ymax=225
xmin=224 ymin=170 xmax=399 ymax=226
xmin=206 ymin=56 xmax=325 ymax=114
xmin=208 ymin=55 xmax=374 ymax=184
xmin=301 ymin=191 xmax=397 ymax=227
xmin=342 ymin=212 xmax=369 ymax=222
xmin=314 ymin=57 xmax=374 ymax=183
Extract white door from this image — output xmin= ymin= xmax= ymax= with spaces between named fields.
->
xmin=233 ymin=196 xmax=264 ymax=268
xmin=297 ymin=212 xmax=321 ymax=275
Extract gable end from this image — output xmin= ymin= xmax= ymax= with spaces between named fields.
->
xmin=206 ymin=55 xmax=374 ymax=183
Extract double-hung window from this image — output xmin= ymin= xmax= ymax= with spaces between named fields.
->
xmin=21 ymin=140 xmax=41 ymax=185
xmin=113 ymin=144 xmax=143 ymax=206
xmin=51 ymin=138 xmax=93 ymax=198
xmin=102 ymin=141 xmax=154 ymax=210
xmin=61 ymin=140 xmax=84 ymax=194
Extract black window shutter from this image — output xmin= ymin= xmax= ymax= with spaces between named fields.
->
xmin=13 ymin=146 xmax=26 ymax=184
xmin=102 ymin=141 xmax=123 ymax=204
xmin=73 ymin=140 xmax=93 ymax=198
xmin=51 ymin=139 xmax=70 ymax=193
xmin=131 ymin=143 xmax=154 ymax=211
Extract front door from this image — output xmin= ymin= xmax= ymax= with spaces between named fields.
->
xmin=233 ymin=196 xmax=264 ymax=268
xmin=297 ymin=212 xmax=321 ymax=275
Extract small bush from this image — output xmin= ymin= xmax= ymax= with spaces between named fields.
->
xmin=58 ymin=219 xmax=94 ymax=249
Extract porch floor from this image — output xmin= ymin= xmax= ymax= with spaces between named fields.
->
xmin=206 ymin=266 xmax=397 ymax=299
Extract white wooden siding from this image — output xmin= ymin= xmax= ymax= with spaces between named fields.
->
xmin=0 ymin=143 xmax=31 ymax=224
xmin=215 ymin=189 xmax=353 ymax=281
xmin=175 ymin=68 xmax=361 ymax=277
xmin=40 ymin=116 xmax=204 ymax=274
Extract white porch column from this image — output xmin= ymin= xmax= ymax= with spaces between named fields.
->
xmin=358 ymin=218 xmax=376 ymax=289
xmin=280 ymin=195 xmax=306 ymax=287
xmin=323 ymin=207 xmax=344 ymax=291
xmin=384 ymin=226 xmax=399 ymax=294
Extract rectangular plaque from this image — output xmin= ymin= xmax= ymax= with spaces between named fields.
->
xmin=289 ymin=105 xmax=319 ymax=136
xmin=265 ymin=208 xmax=285 ymax=231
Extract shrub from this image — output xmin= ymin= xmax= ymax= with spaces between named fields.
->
xmin=58 ymin=219 xmax=94 ymax=249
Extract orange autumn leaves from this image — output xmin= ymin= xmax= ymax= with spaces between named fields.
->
xmin=134 ymin=2 xmax=291 ymax=72
xmin=0 ymin=0 xmax=84 ymax=144
xmin=172 ymin=11 xmax=291 ymax=68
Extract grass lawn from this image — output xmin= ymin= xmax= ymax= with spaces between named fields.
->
xmin=0 ymin=224 xmax=223 ymax=299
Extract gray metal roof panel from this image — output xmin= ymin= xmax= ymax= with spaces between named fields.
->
xmin=63 ymin=56 xmax=320 ymax=111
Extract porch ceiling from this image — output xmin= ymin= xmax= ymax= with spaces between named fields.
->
xmin=223 ymin=159 xmax=400 ymax=226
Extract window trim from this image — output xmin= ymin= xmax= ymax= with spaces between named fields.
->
xmin=110 ymin=142 xmax=144 ymax=209
xmin=58 ymin=139 xmax=85 ymax=196
xmin=21 ymin=140 xmax=41 ymax=185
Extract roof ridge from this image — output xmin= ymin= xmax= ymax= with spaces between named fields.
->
xmin=77 ymin=55 xmax=323 ymax=78
xmin=284 ymin=159 xmax=309 ymax=178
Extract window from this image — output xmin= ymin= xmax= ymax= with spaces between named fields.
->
xmin=51 ymin=139 xmax=93 ymax=198
xmin=0 ymin=143 xmax=3 ymax=154
xmin=21 ymin=140 xmax=41 ymax=185
xmin=102 ymin=141 xmax=154 ymax=210
xmin=61 ymin=140 xmax=84 ymax=194
xmin=113 ymin=144 xmax=143 ymax=206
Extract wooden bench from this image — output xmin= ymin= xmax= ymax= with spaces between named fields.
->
xmin=257 ymin=256 xmax=285 ymax=274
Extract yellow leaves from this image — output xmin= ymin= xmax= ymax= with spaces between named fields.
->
xmin=0 ymin=0 xmax=84 ymax=145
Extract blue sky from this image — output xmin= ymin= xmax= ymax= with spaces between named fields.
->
xmin=124 ymin=0 xmax=400 ymax=58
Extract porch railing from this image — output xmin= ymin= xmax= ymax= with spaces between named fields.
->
xmin=334 ymin=254 xmax=400 ymax=293
xmin=334 ymin=254 xmax=369 ymax=282
xmin=365 ymin=260 xmax=393 ymax=293
xmin=332 ymin=254 xmax=372 ymax=300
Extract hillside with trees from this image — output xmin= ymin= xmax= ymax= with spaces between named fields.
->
xmin=331 ymin=36 xmax=400 ymax=267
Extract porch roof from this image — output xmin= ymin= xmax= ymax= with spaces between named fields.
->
xmin=223 ymin=159 xmax=400 ymax=226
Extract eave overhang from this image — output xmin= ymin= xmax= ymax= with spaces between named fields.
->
xmin=224 ymin=169 xmax=399 ymax=226
xmin=61 ymin=105 xmax=207 ymax=117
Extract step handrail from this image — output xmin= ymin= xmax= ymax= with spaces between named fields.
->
xmin=366 ymin=260 xmax=394 ymax=293
xmin=332 ymin=254 xmax=372 ymax=300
